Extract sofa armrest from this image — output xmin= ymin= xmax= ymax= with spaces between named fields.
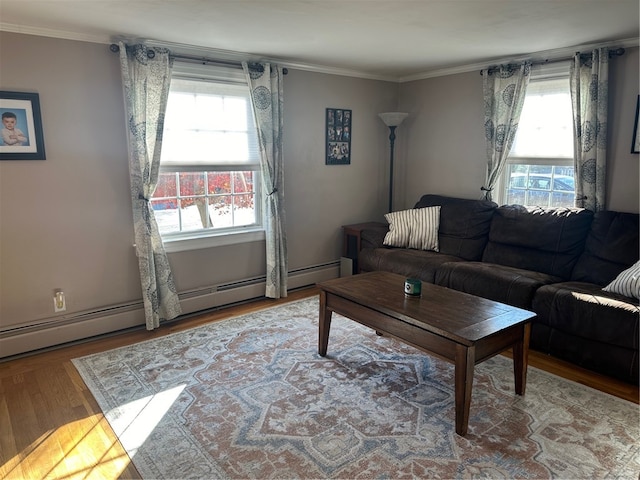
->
xmin=361 ymin=224 xmax=389 ymax=249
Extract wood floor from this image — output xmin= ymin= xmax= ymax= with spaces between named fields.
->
xmin=1 ymin=286 xmax=638 ymax=480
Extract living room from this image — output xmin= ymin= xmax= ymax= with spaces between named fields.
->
xmin=1 ymin=5 xmax=638 ymax=359
xmin=1 ymin=2 xmax=639 ymax=479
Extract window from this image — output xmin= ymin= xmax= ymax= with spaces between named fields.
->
xmin=152 ymin=64 xmax=262 ymax=250
xmin=498 ymin=65 xmax=575 ymax=208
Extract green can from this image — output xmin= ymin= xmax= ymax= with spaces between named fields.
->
xmin=404 ymin=278 xmax=422 ymax=297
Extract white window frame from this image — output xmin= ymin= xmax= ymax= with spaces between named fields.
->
xmin=157 ymin=62 xmax=265 ymax=253
xmin=495 ymin=62 xmax=575 ymax=207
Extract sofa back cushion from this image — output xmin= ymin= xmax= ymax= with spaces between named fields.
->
xmin=482 ymin=205 xmax=593 ymax=279
xmin=414 ymin=194 xmax=497 ymax=261
xmin=571 ymin=211 xmax=640 ymax=285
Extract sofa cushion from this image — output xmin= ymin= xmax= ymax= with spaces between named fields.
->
xmin=532 ymin=281 xmax=639 ymax=384
xmin=383 ymin=206 xmax=440 ymax=251
xmin=571 ymin=211 xmax=640 ymax=286
xmin=414 ymin=194 xmax=497 ymax=261
xmin=435 ymin=261 xmax=562 ymax=309
xmin=546 ymin=328 xmax=638 ymax=385
xmin=603 ymin=260 xmax=640 ymax=300
xmin=482 ymin=205 xmax=593 ymax=280
xmin=359 ymin=248 xmax=465 ymax=283
xmin=532 ymin=281 xmax=639 ymax=350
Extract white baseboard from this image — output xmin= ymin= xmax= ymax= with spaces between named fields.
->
xmin=0 ymin=262 xmax=339 ymax=360
xmin=0 ymin=305 xmax=147 ymax=359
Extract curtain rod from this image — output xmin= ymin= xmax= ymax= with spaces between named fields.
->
xmin=481 ymin=47 xmax=625 ymax=75
xmin=109 ymin=44 xmax=288 ymax=74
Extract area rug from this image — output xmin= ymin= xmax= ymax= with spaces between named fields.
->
xmin=73 ymin=297 xmax=639 ymax=479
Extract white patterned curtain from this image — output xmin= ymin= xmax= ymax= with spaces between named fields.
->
xmin=242 ymin=62 xmax=288 ymax=298
xmin=119 ymin=42 xmax=182 ymax=329
xmin=570 ymin=48 xmax=609 ymax=211
xmin=481 ymin=62 xmax=531 ymax=201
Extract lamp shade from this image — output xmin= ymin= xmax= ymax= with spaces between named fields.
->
xmin=378 ymin=112 xmax=409 ymax=127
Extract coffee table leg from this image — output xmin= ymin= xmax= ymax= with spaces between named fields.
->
xmin=318 ymin=290 xmax=332 ymax=357
xmin=512 ymin=322 xmax=531 ymax=395
xmin=455 ymin=344 xmax=475 ymax=436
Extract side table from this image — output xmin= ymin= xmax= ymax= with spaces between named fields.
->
xmin=342 ymin=222 xmax=386 ymax=274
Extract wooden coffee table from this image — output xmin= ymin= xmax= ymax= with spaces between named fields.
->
xmin=317 ymin=271 xmax=535 ymax=436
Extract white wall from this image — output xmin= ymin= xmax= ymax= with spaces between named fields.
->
xmin=399 ymin=46 xmax=640 ymax=213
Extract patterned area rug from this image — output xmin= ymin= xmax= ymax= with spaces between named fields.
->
xmin=73 ymin=297 xmax=639 ymax=479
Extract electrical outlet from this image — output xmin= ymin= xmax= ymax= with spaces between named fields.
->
xmin=54 ymin=290 xmax=66 ymax=312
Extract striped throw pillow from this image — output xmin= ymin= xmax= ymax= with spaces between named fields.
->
xmin=383 ymin=206 xmax=440 ymax=252
xmin=603 ymin=260 xmax=640 ymax=300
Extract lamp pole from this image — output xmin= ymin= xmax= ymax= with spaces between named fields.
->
xmin=378 ymin=112 xmax=408 ymax=213
xmin=387 ymin=125 xmax=397 ymax=213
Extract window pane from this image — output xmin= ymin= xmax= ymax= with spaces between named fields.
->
xmin=506 ymin=188 xmax=526 ymax=205
xmin=155 ymin=172 xmax=177 ymax=197
xmin=161 ymin=79 xmax=259 ymax=166
xmin=510 ymin=78 xmax=573 ymax=158
xmin=179 ymin=172 xmax=206 ymax=196
xmin=208 ymin=172 xmax=231 ymax=194
xmin=527 ymin=190 xmax=551 ymax=206
xmin=233 ymin=171 xmax=254 ymax=193
xmin=552 ymin=191 xmax=574 ymax=207
xmin=208 ymin=196 xmax=232 ymax=228
xmin=164 ymin=93 xmax=196 ymax=129
xmin=152 ymin=198 xmax=180 ymax=235
xmin=223 ymin=97 xmax=249 ymax=131
xmin=193 ymin=95 xmax=224 ymax=130
xmin=233 ymin=194 xmax=256 ymax=226
xmin=504 ymin=164 xmax=575 ymax=208
xmin=180 ymin=198 xmax=207 ymax=231
xmin=152 ymin=169 xmax=258 ymax=235
xmin=161 ymin=130 xmax=199 ymax=162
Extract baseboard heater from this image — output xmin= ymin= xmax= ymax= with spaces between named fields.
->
xmin=0 ymin=261 xmax=339 ymax=360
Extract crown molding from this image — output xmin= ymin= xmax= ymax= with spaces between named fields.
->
xmin=139 ymin=37 xmax=399 ymax=82
xmin=2 ymin=22 xmax=637 ymax=84
xmin=0 ymin=22 xmax=400 ymax=82
xmin=0 ymin=22 xmax=111 ymax=45
xmin=399 ymin=37 xmax=640 ymax=83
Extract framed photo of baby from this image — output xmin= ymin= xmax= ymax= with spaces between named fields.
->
xmin=0 ymin=91 xmax=46 ymax=160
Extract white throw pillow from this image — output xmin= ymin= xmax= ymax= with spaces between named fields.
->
xmin=383 ymin=206 xmax=440 ymax=252
xmin=603 ymin=260 xmax=640 ymax=300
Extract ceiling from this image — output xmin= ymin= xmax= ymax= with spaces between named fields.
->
xmin=1 ymin=1 xmax=638 ymax=81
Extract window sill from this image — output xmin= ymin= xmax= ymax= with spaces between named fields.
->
xmin=163 ymin=228 xmax=265 ymax=253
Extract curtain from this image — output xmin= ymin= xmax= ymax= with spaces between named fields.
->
xmin=570 ymin=48 xmax=609 ymax=211
xmin=481 ymin=62 xmax=531 ymax=201
xmin=242 ymin=62 xmax=288 ymax=299
xmin=119 ymin=42 xmax=182 ymax=329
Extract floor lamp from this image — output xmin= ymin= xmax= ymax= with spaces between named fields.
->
xmin=378 ymin=112 xmax=409 ymax=212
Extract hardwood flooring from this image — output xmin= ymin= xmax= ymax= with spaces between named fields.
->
xmin=1 ymin=286 xmax=637 ymax=479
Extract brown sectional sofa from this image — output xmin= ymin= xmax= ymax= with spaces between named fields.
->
xmin=358 ymin=194 xmax=639 ymax=385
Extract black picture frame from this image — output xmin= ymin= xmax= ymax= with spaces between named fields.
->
xmin=0 ymin=91 xmax=46 ymax=160
xmin=632 ymin=95 xmax=640 ymax=154
xmin=325 ymin=108 xmax=351 ymax=165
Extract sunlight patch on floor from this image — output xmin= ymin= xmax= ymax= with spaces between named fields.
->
xmin=106 ymin=384 xmax=186 ymax=457
xmin=1 ymin=415 xmax=133 ymax=480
